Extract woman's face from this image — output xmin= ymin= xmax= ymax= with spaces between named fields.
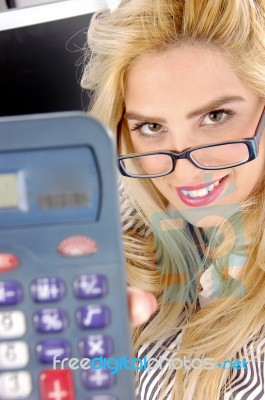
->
xmin=124 ymin=45 xmax=265 ymax=227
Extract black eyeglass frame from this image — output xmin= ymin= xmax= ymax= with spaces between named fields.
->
xmin=117 ymin=106 xmax=265 ymax=178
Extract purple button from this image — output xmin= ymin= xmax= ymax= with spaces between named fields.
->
xmin=86 ymin=396 xmax=118 ymax=400
xmin=79 ymin=335 xmax=113 ymax=358
xmin=33 ymin=308 xmax=68 ymax=333
xmin=36 ymin=339 xmax=71 ymax=363
xmin=30 ymin=277 xmax=65 ymax=303
xmin=76 ymin=305 xmax=110 ymax=329
xmin=81 ymin=369 xmax=116 ymax=390
xmin=0 ymin=281 xmax=23 ymax=306
xmin=73 ymin=274 xmax=108 ymax=299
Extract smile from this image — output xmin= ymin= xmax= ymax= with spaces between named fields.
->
xmin=181 ymin=178 xmax=222 ymax=197
xmin=175 ymin=175 xmax=228 ymax=207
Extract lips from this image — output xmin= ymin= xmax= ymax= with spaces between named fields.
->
xmin=177 ymin=177 xmax=224 ymax=191
xmin=175 ymin=175 xmax=229 ymax=207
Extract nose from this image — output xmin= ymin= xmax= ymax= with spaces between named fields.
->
xmin=169 ymin=156 xmax=208 ymax=186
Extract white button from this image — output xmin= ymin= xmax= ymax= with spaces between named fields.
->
xmin=0 ymin=311 xmax=26 ymax=338
xmin=0 ymin=371 xmax=32 ymax=398
xmin=0 ymin=341 xmax=29 ymax=369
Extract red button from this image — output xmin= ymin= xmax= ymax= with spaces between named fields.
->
xmin=0 ymin=253 xmax=20 ymax=272
xmin=57 ymin=236 xmax=98 ymax=257
xmin=39 ymin=369 xmax=75 ymax=400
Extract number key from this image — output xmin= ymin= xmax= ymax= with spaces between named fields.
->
xmin=0 ymin=371 xmax=32 ymax=399
xmin=0 ymin=341 xmax=29 ymax=369
xmin=0 ymin=311 xmax=26 ymax=338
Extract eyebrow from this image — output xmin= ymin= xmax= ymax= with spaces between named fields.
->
xmin=124 ymin=95 xmax=246 ymax=123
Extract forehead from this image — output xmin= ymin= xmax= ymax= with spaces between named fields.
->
xmin=124 ymin=46 xmax=250 ymax=109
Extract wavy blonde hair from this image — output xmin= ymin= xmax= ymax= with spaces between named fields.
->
xmin=81 ymin=0 xmax=265 ymax=398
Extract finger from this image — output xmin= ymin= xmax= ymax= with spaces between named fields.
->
xmin=127 ymin=287 xmax=158 ymax=328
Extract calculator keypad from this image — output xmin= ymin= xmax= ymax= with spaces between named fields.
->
xmin=81 ymin=369 xmax=116 ymax=390
xmin=0 ymin=341 xmax=29 ymax=369
xmin=39 ymin=369 xmax=75 ymax=400
xmin=33 ymin=308 xmax=68 ymax=333
xmin=0 ymin=371 xmax=32 ymax=399
xmin=73 ymin=274 xmax=108 ymax=299
xmin=0 ymin=260 xmax=119 ymax=398
xmin=86 ymin=396 xmax=118 ymax=400
xmin=30 ymin=277 xmax=65 ymax=303
xmin=36 ymin=339 xmax=71 ymax=364
xmin=0 ymin=254 xmax=20 ymax=273
xmin=79 ymin=335 xmax=113 ymax=358
xmin=0 ymin=281 xmax=23 ymax=306
xmin=76 ymin=305 xmax=110 ymax=329
xmin=0 ymin=311 xmax=26 ymax=338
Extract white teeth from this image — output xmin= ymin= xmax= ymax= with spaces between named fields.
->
xmin=180 ymin=178 xmax=223 ymax=198
xmin=188 ymin=191 xmax=198 ymax=198
xmin=197 ymin=188 xmax=209 ymax=196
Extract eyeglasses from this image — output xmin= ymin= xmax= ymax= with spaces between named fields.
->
xmin=117 ymin=106 xmax=265 ymax=178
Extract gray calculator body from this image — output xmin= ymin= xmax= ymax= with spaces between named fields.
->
xmin=0 ymin=112 xmax=136 ymax=400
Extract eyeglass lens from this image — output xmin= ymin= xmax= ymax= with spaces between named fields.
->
xmin=120 ymin=142 xmax=249 ymax=176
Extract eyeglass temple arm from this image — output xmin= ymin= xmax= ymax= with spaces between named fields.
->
xmin=255 ymin=106 xmax=265 ymax=144
xmin=117 ymin=118 xmax=123 ymax=154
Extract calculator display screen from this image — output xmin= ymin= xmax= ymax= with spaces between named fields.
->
xmin=0 ymin=146 xmax=100 ymax=227
xmin=38 ymin=192 xmax=89 ymax=209
xmin=0 ymin=173 xmax=19 ymax=209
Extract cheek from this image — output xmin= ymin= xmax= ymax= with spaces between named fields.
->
xmin=151 ymin=177 xmax=177 ymax=206
xmin=251 ymin=142 xmax=265 ymax=183
xmin=234 ymin=154 xmax=265 ymax=200
xmin=258 ymin=141 xmax=265 ymax=175
xmin=256 ymin=134 xmax=265 ymax=172
xmin=151 ymin=177 xmax=168 ymax=195
xmin=151 ymin=177 xmax=162 ymax=189
xmin=129 ymin=135 xmax=142 ymax=152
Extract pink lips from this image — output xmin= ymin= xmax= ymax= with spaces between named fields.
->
xmin=177 ymin=177 xmax=224 ymax=191
xmin=176 ymin=175 xmax=228 ymax=207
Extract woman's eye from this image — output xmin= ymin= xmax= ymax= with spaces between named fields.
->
xmin=142 ymin=123 xmax=163 ymax=134
xmin=130 ymin=122 xmax=165 ymax=137
xmin=202 ymin=109 xmax=235 ymax=126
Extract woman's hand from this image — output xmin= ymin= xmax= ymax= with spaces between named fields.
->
xmin=128 ymin=287 xmax=158 ymax=328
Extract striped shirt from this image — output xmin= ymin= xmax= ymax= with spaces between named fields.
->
xmin=135 ymin=319 xmax=265 ymax=400
xmin=134 ymin=225 xmax=265 ymax=399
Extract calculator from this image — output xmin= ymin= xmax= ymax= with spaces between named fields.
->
xmin=0 ymin=112 xmax=136 ymax=400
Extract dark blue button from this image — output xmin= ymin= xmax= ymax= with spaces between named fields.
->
xmin=36 ymin=339 xmax=71 ymax=363
xmin=0 ymin=281 xmax=23 ymax=306
xmin=30 ymin=277 xmax=65 ymax=303
xmin=73 ymin=274 xmax=108 ymax=299
xmin=79 ymin=335 xmax=113 ymax=358
xmin=33 ymin=308 xmax=68 ymax=333
xmin=76 ymin=305 xmax=110 ymax=329
xmin=86 ymin=396 xmax=118 ymax=400
xmin=81 ymin=369 xmax=116 ymax=390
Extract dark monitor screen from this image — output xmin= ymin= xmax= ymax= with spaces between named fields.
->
xmin=0 ymin=0 xmax=105 ymax=116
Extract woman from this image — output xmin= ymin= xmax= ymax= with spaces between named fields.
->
xmin=81 ymin=0 xmax=265 ymax=399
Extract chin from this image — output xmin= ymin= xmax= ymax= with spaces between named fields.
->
xmin=176 ymin=204 xmax=240 ymax=230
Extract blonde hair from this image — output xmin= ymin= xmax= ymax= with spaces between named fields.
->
xmin=81 ymin=1 xmax=265 ymax=398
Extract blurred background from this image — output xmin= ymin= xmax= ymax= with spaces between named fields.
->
xmin=0 ymin=0 xmax=121 ymax=10
xmin=0 ymin=0 xmax=118 ymax=116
